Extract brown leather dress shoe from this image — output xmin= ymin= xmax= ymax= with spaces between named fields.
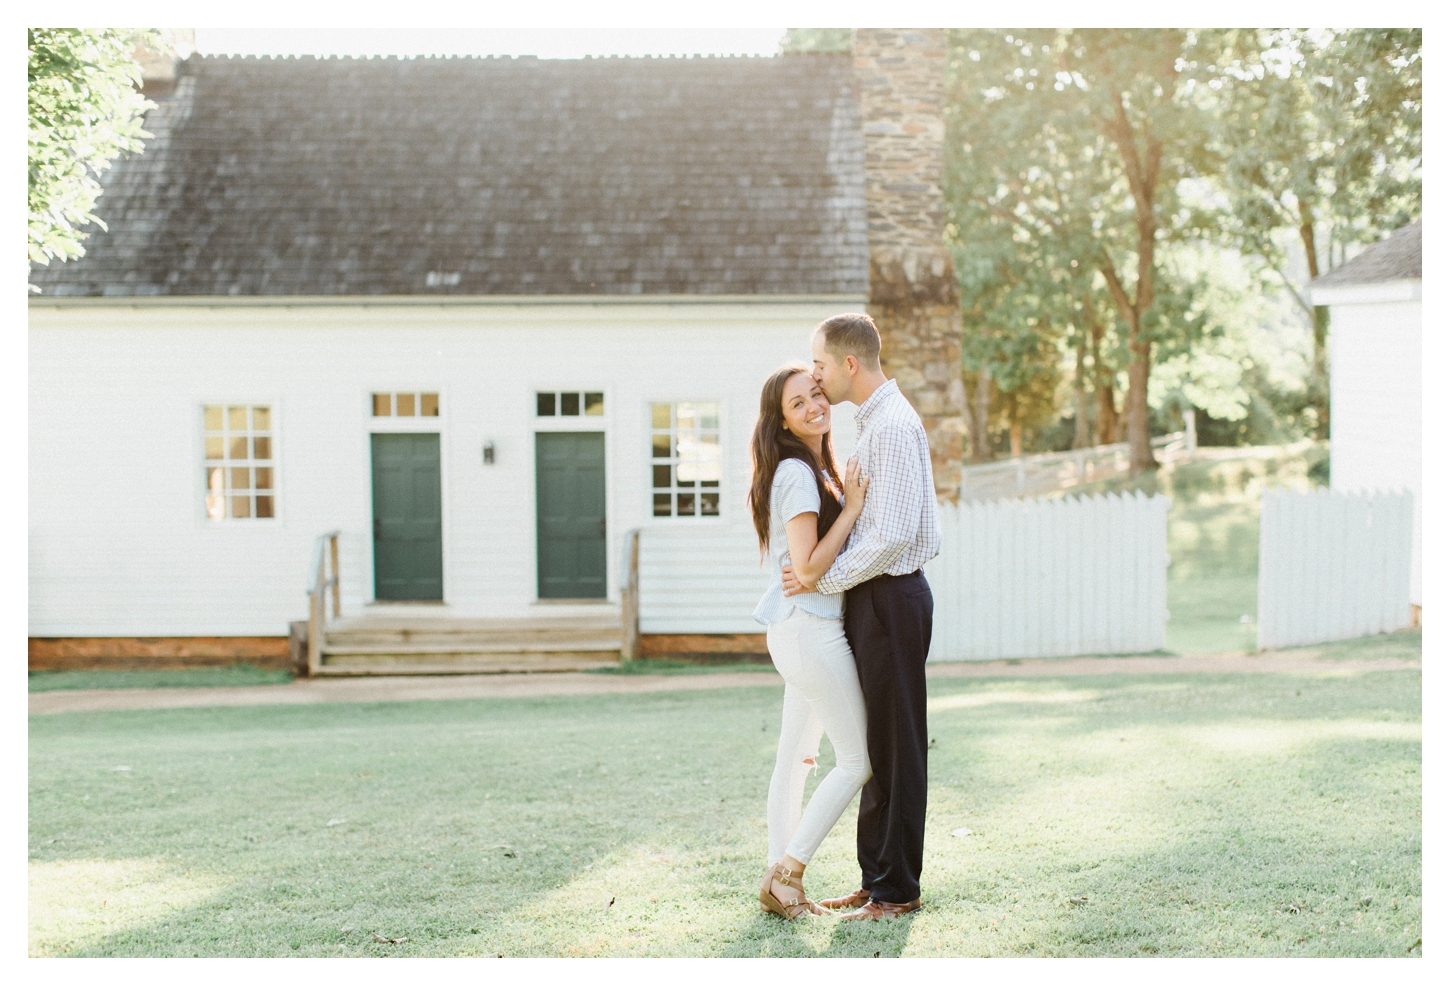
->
xmin=839 ymin=897 xmax=922 ymax=921
xmin=818 ymin=888 xmax=872 ymax=910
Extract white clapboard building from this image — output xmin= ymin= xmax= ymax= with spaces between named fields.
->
xmin=29 ymin=52 xmax=879 ymax=669
xmin=1310 ymin=219 xmax=1422 ymax=609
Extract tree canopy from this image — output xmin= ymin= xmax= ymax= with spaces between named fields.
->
xmin=28 ymin=28 xmax=162 ymax=277
xmin=945 ymin=27 xmax=1421 ymax=464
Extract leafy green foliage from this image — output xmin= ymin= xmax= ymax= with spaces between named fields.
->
xmin=1203 ymin=29 xmax=1422 ymax=437
xmin=945 ymin=29 xmax=1420 ymax=458
xmin=946 ymin=30 xmax=1220 ymax=468
xmin=778 ymin=29 xmax=851 ymax=54
xmin=28 ymin=28 xmax=162 ymax=276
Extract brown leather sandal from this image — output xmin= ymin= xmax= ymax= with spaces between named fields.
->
xmin=758 ymin=862 xmax=823 ymax=920
xmin=819 ymin=887 xmax=872 ymax=910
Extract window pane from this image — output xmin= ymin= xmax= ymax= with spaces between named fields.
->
xmin=206 ymin=468 xmax=225 ymax=521
xmin=373 ymin=393 xmax=392 ymax=416
xmin=584 ymin=392 xmax=604 ymax=416
xmin=651 ymin=403 xmax=671 ymax=429
xmin=676 ymin=403 xmax=696 ymax=430
xmin=205 ymin=437 xmax=225 ymax=460
xmin=204 ymin=405 xmax=223 ymax=431
xmin=698 ymin=403 xmax=720 ymax=429
xmin=652 ymin=464 xmax=672 ymax=489
xmin=561 ymin=392 xmax=580 ymax=416
xmin=252 ymin=436 xmax=271 ymax=460
xmin=420 ymin=393 xmax=439 ymax=416
xmin=228 ymin=406 xmax=248 ymax=430
xmin=397 ymin=393 xmax=416 ymax=416
xmin=651 ymin=435 xmax=671 ymax=459
xmin=695 ymin=441 xmax=721 ymax=483
xmin=700 ymin=493 xmax=720 ymax=516
xmin=702 ymin=479 xmax=720 ymax=488
xmin=653 ymin=493 xmax=673 ymax=517
xmin=255 ymin=495 xmax=275 ymax=518
xmin=537 ymin=392 xmax=556 ymax=416
xmin=676 ymin=493 xmax=696 ymax=516
xmin=252 ymin=406 xmax=271 ymax=430
xmin=231 ymin=467 xmax=250 ymax=490
xmin=229 ymin=437 xmax=249 ymax=459
xmin=231 ymin=495 xmax=252 ymax=519
xmin=255 ymin=467 xmax=273 ymax=490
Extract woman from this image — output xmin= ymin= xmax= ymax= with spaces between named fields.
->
xmin=748 ymin=362 xmax=871 ymax=920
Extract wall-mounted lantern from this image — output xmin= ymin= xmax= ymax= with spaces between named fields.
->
xmin=483 ymin=441 xmax=496 ymax=465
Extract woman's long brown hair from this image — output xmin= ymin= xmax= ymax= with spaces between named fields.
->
xmin=748 ymin=363 xmax=845 ymax=557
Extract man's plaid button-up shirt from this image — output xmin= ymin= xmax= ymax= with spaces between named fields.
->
xmin=814 ymin=378 xmax=941 ymax=595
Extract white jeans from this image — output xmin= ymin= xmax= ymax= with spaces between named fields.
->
xmin=766 ymin=608 xmax=872 ymax=865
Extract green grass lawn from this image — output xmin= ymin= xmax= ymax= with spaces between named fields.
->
xmin=1069 ymin=443 xmax=1329 ymax=655
xmin=30 ymin=662 xmax=1420 ymax=957
xmin=29 ymin=665 xmax=295 ymax=693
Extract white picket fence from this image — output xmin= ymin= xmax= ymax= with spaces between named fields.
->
xmin=924 ymin=491 xmax=1171 ymax=660
xmin=1257 ymin=488 xmax=1414 ymax=649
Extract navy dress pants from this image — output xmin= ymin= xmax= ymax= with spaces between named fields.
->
xmin=843 ymin=569 xmax=933 ymax=904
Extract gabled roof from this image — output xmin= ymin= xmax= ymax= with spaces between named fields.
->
xmin=31 ymin=53 xmax=868 ymax=298
xmin=1313 ymin=219 xmax=1421 ymax=288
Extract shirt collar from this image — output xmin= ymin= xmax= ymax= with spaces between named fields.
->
xmin=853 ymin=378 xmax=899 ymax=434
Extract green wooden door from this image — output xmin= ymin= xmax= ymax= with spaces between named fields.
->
xmin=536 ymin=432 xmax=607 ymax=599
xmin=371 ymin=433 xmax=444 ymax=601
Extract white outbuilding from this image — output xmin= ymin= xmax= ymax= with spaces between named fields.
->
xmin=1310 ymin=219 xmax=1422 ymax=610
xmin=28 ymin=53 xmax=874 ymax=669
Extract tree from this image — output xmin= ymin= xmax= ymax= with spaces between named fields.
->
xmin=1208 ymin=29 xmax=1422 ymax=438
xmin=778 ymin=29 xmax=851 ymax=55
xmin=946 ymin=29 xmax=1217 ymax=471
xmin=28 ymin=28 xmax=163 ymax=279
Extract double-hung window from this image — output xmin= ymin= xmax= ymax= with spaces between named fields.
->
xmin=204 ymin=405 xmax=275 ymax=520
xmin=651 ymin=402 xmax=720 ymax=517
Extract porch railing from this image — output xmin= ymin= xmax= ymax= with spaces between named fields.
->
xmin=306 ymin=530 xmax=342 ymax=676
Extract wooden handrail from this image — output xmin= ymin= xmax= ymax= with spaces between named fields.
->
xmin=619 ymin=528 xmax=641 ymax=662
xmin=306 ymin=530 xmax=342 ymax=676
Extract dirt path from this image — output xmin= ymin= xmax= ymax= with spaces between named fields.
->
xmin=29 ymin=651 xmax=1418 ymax=715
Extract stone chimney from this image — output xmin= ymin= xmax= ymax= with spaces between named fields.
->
xmin=134 ymin=29 xmax=196 ymax=99
xmin=853 ymin=28 xmax=966 ymax=498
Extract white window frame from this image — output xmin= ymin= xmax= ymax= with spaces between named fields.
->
xmin=366 ymin=388 xmax=445 ymax=432
xmin=532 ymin=387 xmax=610 ymax=432
xmin=199 ymin=400 xmax=281 ymax=525
xmin=646 ymin=398 xmax=725 ymax=525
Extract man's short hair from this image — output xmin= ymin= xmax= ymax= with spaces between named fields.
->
xmin=815 ymin=313 xmax=882 ymax=370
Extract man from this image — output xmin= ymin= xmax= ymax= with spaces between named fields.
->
xmin=782 ymin=312 xmax=941 ymax=921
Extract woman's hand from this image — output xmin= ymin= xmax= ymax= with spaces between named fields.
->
xmin=842 ymin=456 xmax=869 ymax=517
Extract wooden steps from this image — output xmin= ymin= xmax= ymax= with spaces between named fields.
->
xmin=311 ymin=612 xmax=623 ymax=675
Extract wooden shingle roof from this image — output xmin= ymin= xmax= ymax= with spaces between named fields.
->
xmin=1314 ymin=219 xmax=1422 ymax=288
xmin=31 ymin=53 xmax=868 ymax=298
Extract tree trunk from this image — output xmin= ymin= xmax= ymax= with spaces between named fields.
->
xmin=970 ymin=365 xmax=992 ymax=462
xmin=1097 ymin=78 xmax=1162 ymax=474
xmin=1089 ymin=320 xmax=1117 ymax=446
xmin=1124 ymin=330 xmax=1155 ymax=471
xmin=1072 ymin=335 xmax=1092 ymax=449
xmin=1299 ymin=206 xmax=1330 ymax=440
xmin=1008 ymin=393 xmax=1023 ymax=458
xmin=1309 ymin=305 xmax=1330 ymax=438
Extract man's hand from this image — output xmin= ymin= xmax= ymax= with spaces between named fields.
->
xmin=781 ymin=563 xmax=814 ymax=597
